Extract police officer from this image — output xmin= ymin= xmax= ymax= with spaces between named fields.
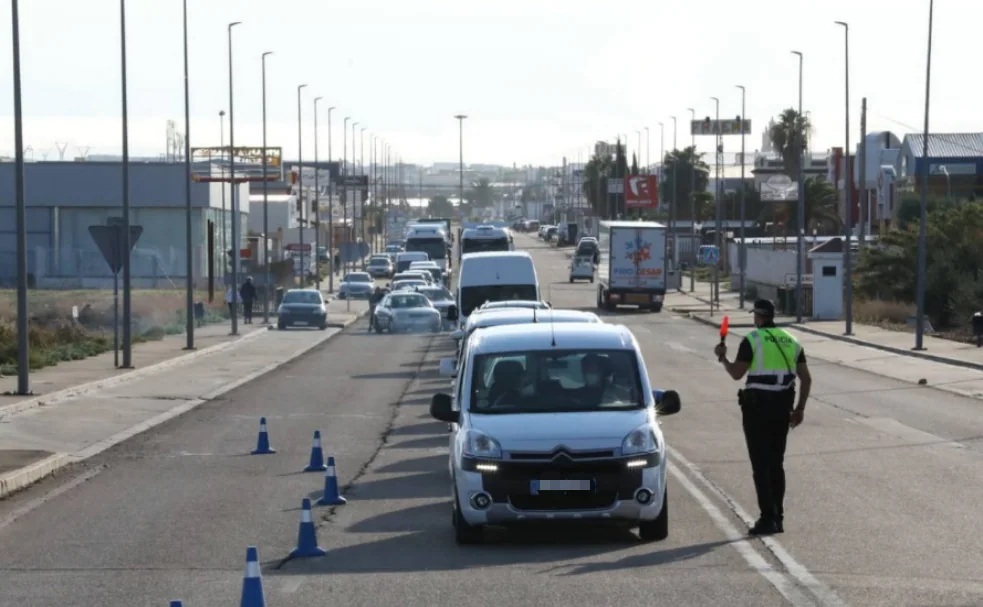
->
xmin=714 ymin=299 xmax=812 ymax=535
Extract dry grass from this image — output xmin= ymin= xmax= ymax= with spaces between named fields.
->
xmin=852 ymin=299 xmax=915 ymax=325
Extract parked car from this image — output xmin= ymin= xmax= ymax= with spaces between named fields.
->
xmin=430 ymin=322 xmax=681 ymax=544
xmin=276 ymin=289 xmax=328 ymax=330
xmin=413 ymin=284 xmax=456 ymax=327
xmin=372 ymin=291 xmax=443 ymax=333
xmin=338 ymin=272 xmax=375 ymax=299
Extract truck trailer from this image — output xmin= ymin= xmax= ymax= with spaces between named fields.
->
xmin=596 ymin=220 xmax=667 ymax=312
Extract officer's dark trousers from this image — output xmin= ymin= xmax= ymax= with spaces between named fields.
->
xmin=741 ymin=391 xmax=794 ymax=522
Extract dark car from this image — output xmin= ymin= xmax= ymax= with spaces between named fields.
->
xmin=277 ymin=289 xmax=328 ymax=330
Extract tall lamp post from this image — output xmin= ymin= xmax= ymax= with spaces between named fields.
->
xmin=360 ymin=126 xmax=367 ymax=263
xmin=182 ymin=0 xmax=195 ymax=347
xmin=644 ymin=126 xmax=650 ymax=173
xmin=260 ymin=51 xmax=273 ymax=323
xmin=670 ymin=116 xmax=677 ymax=281
xmin=736 ymin=84 xmax=747 ymax=309
xmin=352 ymin=120 xmax=359 ymax=270
xmin=314 ymin=96 xmax=323 ymax=291
xmin=327 ymin=105 xmax=335 ymax=293
xmin=296 ymin=84 xmax=308 ymax=287
xmin=687 ymin=107 xmax=696 ymax=293
xmin=120 ymin=0 xmax=134 ymax=366
xmin=657 ymin=122 xmax=664 ymax=183
xmin=791 ymin=50 xmax=805 ymax=323
xmin=11 ymin=0 xmax=30 ymax=392
xmin=343 ymin=116 xmax=349 ymax=274
xmin=835 ymin=20 xmax=853 ymax=335
xmin=455 ymin=114 xmax=468 ymax=210
xmin=914 ymin=0 xmax=934 ymax=351
xmin=219 ymin=110 xmax=226 ymax=259
xmin=711 ymin=96 xmax=721 ymax=314
xmin=227 ymin=20 xmax=242 ymax=336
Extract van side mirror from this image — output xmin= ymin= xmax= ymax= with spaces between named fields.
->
xmin=446 ymin=305 xmax=459 ymax=321
xmin=654 ymin=390 xmax=681 ymax=415
xmin=430 ymin=393 xmax=458 ymax=423
xmin=439 ymin=358 xmax=458 ymax=377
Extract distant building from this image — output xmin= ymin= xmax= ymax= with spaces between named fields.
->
xmin=897 ymin=133 xmax=983 ymax=199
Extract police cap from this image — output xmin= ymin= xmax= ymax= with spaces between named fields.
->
xmin=752 ymin=299 xmax=776 ymax=318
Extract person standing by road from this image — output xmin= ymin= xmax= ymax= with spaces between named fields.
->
xmin=224 ymin=284 xmax=240 ymax=323
xmin=713 ymin=299 xmax=812 ymax=535
xmin=239 ymin=276 xmax=257 ymax=324
xmin=368 ymin=283 xmax=390 ymax=332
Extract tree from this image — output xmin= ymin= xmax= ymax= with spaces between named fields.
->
xmin=466 ymin=178 xmax=496 ymax=207
xmin=631 ymin=153 xmax=639 ymax=176
xmin=856 ymin=200 xmax=983 ymax=328
xmin=427 ymin=195 xmax=454 ymax=217
xmin=658 ymin=146 xmax=711 ymax=221
xmin=758 ymin=178 xmax=841 ymax=234
xmin=768 ymin=108 xmax=812 ymax=179
xmin=581 ymin=152 xmax=613 ymax=216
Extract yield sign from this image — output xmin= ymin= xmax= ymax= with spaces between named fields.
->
xmin=88 ymin=224 xmax=144 ymax=274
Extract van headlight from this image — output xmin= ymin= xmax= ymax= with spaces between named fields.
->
xmin=621 ymin=424 xmax=661 ymax=460
xmin=464 ymin=430 xmax=502 ymax=459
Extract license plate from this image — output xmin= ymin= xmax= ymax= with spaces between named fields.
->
xmin=530 ymin=479 xmax=592 ymax=494
xmin=626 ymin=294 xmax=648 ymax=304
xmin=294 ymin=321 xmax=308 ymax=326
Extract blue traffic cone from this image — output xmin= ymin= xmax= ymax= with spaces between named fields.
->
xmin=316 ymin=456 xmax=348 ymax=506
xmin=289 ymin=498 xmax=327 ymax=558
xmin=251 ymin=417 xmax=276 ymax=455
xmin=303 ymin=430 xmax=327 ymax=472
xmin=239 ymin=546 xmax=266 ymax=607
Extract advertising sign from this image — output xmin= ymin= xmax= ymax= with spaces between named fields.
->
xmin=690 ymin=118 xmax=752 ymax=136
xmin=623 ymin=175 xmax=659 ymax=209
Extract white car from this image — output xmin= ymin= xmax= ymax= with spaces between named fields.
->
xmin=372 ymin=291 xmax=443 ymax=333
xmin=429 ymin=322 xmax=681 ymax=544
xmin=569 ymin=255 xmax=596 ymax=283
xmin=475 ymin=300 xmax=551 ymax=314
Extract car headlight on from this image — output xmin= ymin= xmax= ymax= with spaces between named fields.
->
xmin=464 ymin=430 xmax=502 ymax=459
xmin=621 ymin=424 xmax=661 ymax=459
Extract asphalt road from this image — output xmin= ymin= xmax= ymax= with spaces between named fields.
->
xmin=2 ymin=235 xmax=983 ymax=606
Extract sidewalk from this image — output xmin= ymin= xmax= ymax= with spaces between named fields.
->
xmin=0 ymin=298 xmax=367 ymax=499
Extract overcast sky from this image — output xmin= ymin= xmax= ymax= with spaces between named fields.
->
xmin=0 ymin=0 xmax=978 ymax=167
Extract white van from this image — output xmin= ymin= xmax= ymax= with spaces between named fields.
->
xmin=456 ymin=251 xmax=539 ymax=327
xmin=396 ymin=250 xmax=429 ymax=274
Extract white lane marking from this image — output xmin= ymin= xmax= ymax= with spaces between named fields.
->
xmin=279 ymin=578 xmax=303 ymax=594
xmin=0 ymin=466 xmax=105 ymax=533
xmin=670 ymin=447 xmax=849 ymax=607
xmin=667 ymin=463 xmax=816 ymax=607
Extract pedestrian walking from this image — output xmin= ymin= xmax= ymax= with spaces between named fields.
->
xmin=714 ymin=299 xmax=812 ymax=535
xmin=224 ymin=284 xmax=240 ymax=322
xmin=368 ymin=283 xmax=390 ymax=332
xmin=240 ymin=276 xmax=257 ymax=324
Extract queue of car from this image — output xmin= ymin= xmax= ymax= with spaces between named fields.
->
xmin=279 ymin=227 xmax=682 ymax=546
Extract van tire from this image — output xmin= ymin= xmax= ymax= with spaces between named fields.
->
xmin=638 ymin=487 xmax=669 ymax=542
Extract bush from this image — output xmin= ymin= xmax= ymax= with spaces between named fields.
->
xmin=852 ymin=299 xmax=914 ymax=325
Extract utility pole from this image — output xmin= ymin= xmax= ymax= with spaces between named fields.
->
xmin=792 ymin=50 xmax=805 ymax=324
xmin=858 ymin=99 xmax=868 ymax=247
xmin=836 ymin=20 xmax=853 ymax=335
xmin=736 ymin=85 xmax=747 ymax=309
xmin=915 ymin=0 xmax=935 ymax=352
xmin=688 ymin=108 xmax=696 ymax=294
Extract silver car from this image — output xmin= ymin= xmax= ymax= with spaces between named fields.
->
xmin=413 ymin=285 xmax=456 ymax=327
xmin=373 ymin=291 xmax=442 ymax=333
xmin=338 ymin=271 xmax=375 ymax=299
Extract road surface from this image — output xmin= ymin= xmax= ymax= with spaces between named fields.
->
xmin=2 ymin=234 xmax=982 ymax=606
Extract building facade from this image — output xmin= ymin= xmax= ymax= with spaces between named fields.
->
xmin=0 ymin=161 xmax=248 ymax=287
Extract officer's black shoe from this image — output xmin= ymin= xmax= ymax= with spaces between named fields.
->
xmin=776 ymin=517 xmax=784 ymax=533
xmin=749 ymin=518 xmax=779 ymax=535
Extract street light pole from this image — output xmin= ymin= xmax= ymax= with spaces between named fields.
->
xmin=11 ymin=0 xmax=30 ymax=393
xmin=360 ymin=126 xmax=367 ymax=265
xmin=835 ymin=21 xmax=853 ymax=336
xmin=670 ymin=116 xmax=677 ymax=283
xmin=915 ymin=0 xmax=935 ymax=351
xmin=688 ymin=107 xmax=696 ymax=293
xmin=296 ymin=84 xmax=308 ymax=288
xmin=455 ymin=114 xmax=468 ymax=210
xmin=736 ymin=84 xmax=747 ymax=310
xmin=314 ymin=96 xmax=323 ymax=291
xmin=120 ymin=0 xmax=134 ymax=366
xmin=711 ymin=96 xmax=721 ymax=315
xmin=182 ymin=0 xmax=195 ymax=347
xmin=327 ymin=105 xmax=335 ymax=293
xmin=227 ymin=20 xmax=242 ymax=336
xmin=261 ymin=51 xmax=273 ymax=323
xmin=352 ymin=120 xmax=360 ymax=271
xmin=219 ymin=110 xmax=226 ymax=261
xmin=644 ymin=126 xmax=650 ymax=174
xmin=792 ymin=50 xmax=805 ymax=323
xmin=343 ymin=116 xmax=349 ymax=275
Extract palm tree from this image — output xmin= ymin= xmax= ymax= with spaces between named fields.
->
xmin=761 ymin=178 xmax=841 ymax=234
xmin=468 ymin=178 xmax=496 ymax=207
xmin=768 ymin=109 xmax=812 ymax=179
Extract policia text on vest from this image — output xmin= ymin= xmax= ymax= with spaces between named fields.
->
xmin=714 ymin=299 xmax=812 ymax=536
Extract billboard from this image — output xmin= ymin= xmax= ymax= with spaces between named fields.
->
xmin=624 ymin=175 xmax=658 ymax=209
xmin=690 ymin=118 xmax=752 ymax=136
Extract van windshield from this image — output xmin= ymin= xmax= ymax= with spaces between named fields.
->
xmin=470 ymin=349 xmax=644 ymax=414
xmin=405 ymin=238 xmax=447 ymax=261
xmin=462 ymin=237 xmax=510 ymax=255
xmin=460 ymin=284 xmax=537 ymax=317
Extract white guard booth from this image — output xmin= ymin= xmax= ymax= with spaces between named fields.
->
xmin=808 ymin=237 xmax=845 ymax=320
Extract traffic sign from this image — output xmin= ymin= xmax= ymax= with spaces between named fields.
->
xmin=699 ymin=245 xmax=719 ymax=265
xmin=88 ymin=224 xmax=144 ymax=274
xmin=338 ymin=175 xmax=369 ymax=190
xmin=784 ymin=273 xmax=813 ymax=286
xmin=691 ymin=118 xmax=752 ymax=136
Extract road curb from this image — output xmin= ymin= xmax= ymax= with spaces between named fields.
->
xmin=0 ymin=453 xmax=70 ymax=500
xmin=0 ymin=311 xmax=366 ymax=499
xmin=0 ymin=326 xmax=268 ymax=421
xmin=790 ymin=323 xmax=983 ymax=373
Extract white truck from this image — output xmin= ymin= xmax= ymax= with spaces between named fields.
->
xmin=596 ymin=220 xmax=667 ymax=313
xmin=404 ymin=224 xmax=451 ymax=275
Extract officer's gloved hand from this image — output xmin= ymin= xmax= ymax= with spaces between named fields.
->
xmin=714 ymin=343 xmax=727 ymax=361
